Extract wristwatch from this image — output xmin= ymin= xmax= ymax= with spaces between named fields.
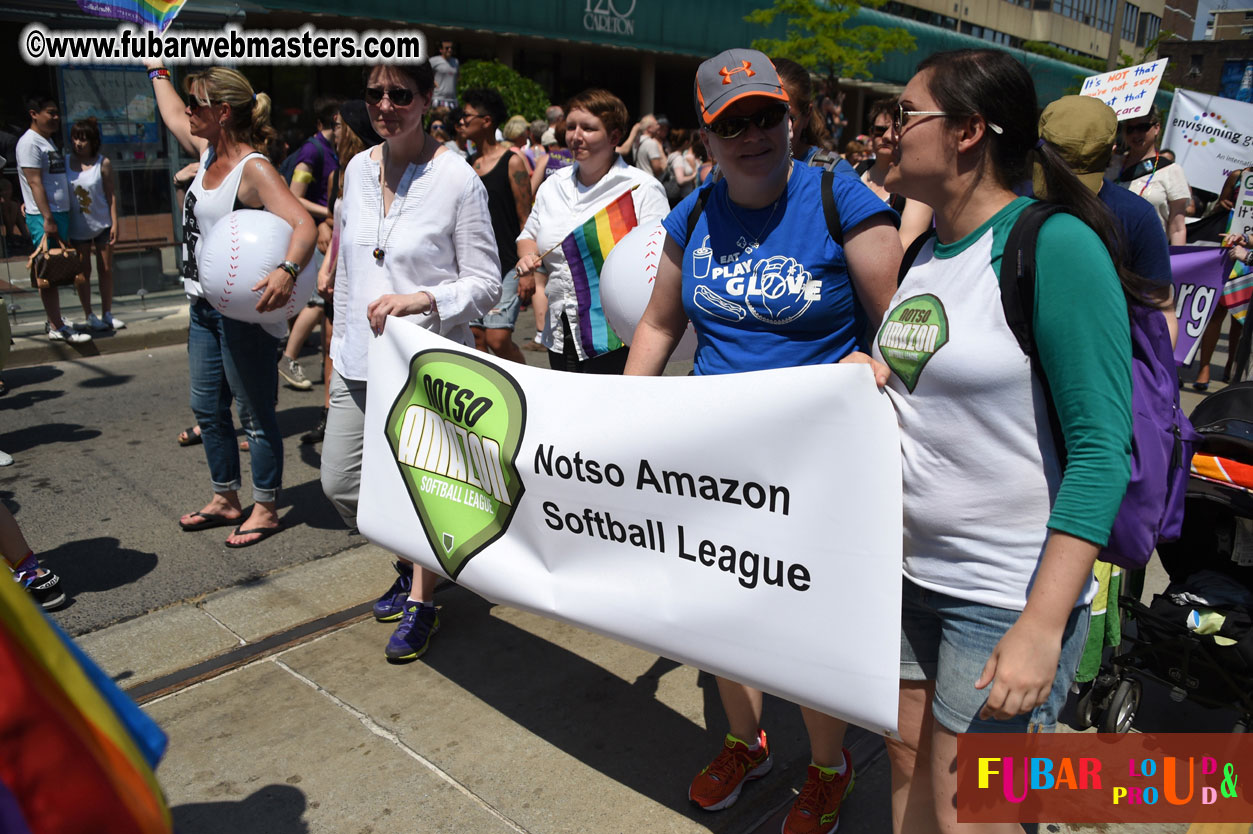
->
xmin=278 ymin=260 xmax=300 ymax=279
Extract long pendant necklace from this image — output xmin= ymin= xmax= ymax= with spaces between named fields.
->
xmin=1136 ymin=152 xmax=1160 ymax=197
xmin=723 ymin=164 xmax=788 ymax=246
xmin=374 ymin=140 xmax=421 ymax=261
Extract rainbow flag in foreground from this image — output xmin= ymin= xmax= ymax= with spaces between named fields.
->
xmin=1223 ymin=254 xmax=1253 ymax=324
xmin=77 ymin=0 xmax=186 ymax=33
xmin=560 ymin=189 xmax=638 ymax=357
xmin=0 ymin=575 xmax=171 ymax=834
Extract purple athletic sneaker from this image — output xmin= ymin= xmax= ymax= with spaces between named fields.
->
xmin=384 ymin=602 xmax=440 ymax=662
xmin=372 ymin=560 xmax=412 ymax=622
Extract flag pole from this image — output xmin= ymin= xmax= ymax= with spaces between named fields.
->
xmin=535 ymin=184 xmax=641 ymax=261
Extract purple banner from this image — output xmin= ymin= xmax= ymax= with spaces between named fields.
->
xmin=1172 ymin=244 xmax=1230 ymax=366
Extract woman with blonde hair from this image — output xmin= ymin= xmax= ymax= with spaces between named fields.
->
xmin=146 ymin=61 xmax=316 ymax=547
xmin=502 ymin=115 xmax=534 ymax=173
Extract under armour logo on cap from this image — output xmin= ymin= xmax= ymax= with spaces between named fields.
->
xmin=720 ymin=61 xmax=755 ymax=84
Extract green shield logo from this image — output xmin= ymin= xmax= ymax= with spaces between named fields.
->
xmin=876 ymin=293 xmax=950 ymax=393
xmin=384 ymin=349 xmax=527 ymax=579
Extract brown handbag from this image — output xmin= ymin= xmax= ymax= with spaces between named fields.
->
xmin=28 ymin=240 xmax=83 ymax=290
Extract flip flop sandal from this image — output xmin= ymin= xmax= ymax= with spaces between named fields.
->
xmin=178 ymin=425 xmax=203 ymax=447
xmin=179 ymin=511 xmax=239 ymax=532
xmin=225 ymin=525 xmax=282 ymax=548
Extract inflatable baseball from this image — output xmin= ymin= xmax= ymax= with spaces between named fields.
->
xmin=197 ymin=210 xmax=315 ymax=324
xmin=600 ymin=222 xmax=697 ymax=362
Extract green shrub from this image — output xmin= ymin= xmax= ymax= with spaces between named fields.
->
xmin=457 ymin=61 xmax=550 ymax=122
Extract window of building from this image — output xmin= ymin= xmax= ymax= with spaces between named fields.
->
xmin=1137 ymin=11 xmax=1160 ymax=45
xmin=1189 ymin=53 xmax=1204 ymax=74
xmin=1122 ymin=2 xmax=1140 ymax=41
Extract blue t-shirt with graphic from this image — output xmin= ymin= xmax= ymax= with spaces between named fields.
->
xmin=661 ymin=163 xmax=896 ymax=376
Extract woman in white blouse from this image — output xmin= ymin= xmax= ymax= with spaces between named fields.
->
xmin=321 ymin=61 xmax=501 ymax=662
xmin=516 ymin=89 xmax=669 ymax=373
xmin=1115 ymin=108 xmax=1189 ymax=245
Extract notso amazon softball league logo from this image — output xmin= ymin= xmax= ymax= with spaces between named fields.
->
xmin=385 ymin=350 xmax=527 ymax=579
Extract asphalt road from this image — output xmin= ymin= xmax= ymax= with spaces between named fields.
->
xmin=0 ymin=343 xmax=359 ymax=636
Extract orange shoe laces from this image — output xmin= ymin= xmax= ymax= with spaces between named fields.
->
xmin=707 ymin=738 xmax=762 ymax=783
xmin=795 ymin=768 xmax=842 ymax=816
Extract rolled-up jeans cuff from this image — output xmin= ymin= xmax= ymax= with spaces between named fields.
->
xmin=251 ymin=487 xmax=278 ymax=504
xmin=212 ymin=478 xmax=242 ymax=494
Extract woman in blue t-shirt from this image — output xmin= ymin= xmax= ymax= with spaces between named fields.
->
xmin=624 ymin=48 xmax=902 ymax=834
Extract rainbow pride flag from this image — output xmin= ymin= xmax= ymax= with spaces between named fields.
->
xmin=77 ymin=0 xmax=186 ymax=33
xmin=560 ymin=188 xmax=638 ymax=357
xmin=0 ymin=573 xmax=171 ymax=833
xmin=1223 ymin=256 xmax=1253 ymax=324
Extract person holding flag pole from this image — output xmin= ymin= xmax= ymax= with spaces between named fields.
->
xmin=516 ymin=88 xmax=669 ymax=374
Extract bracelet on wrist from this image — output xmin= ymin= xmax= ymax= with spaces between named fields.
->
xmin=278 ymin=260 xmax=300 ymax=279
xmin=148 ymin=67 xmax=171 ymax=81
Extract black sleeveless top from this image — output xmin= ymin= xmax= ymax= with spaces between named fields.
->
xmin=470 ymin=149 xmax=520 ymax=275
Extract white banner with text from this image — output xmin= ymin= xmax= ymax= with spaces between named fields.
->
xmin=1164 ymin=88 xmax=1253 ymax=195
xmin=358 ymin=320 xmax=904 ymax=734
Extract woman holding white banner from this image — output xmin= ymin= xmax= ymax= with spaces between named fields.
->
xmin=624 ymin=49 xmax=902 ymax=834
xmin=321 ymin=61 xmax=500 ymax=662
xmin=1115 ymin=107 xmax=1189 ymax=245
xmin=869 ymin=49 xmax=1162 ymax=833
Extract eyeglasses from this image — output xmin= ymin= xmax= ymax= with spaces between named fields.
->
xmin=870 ymin=125 xmax=889 ymax=137
xmin=458 ymin=111 xmax=484 ymax=123
xmin=705 ymin=102 xmax=789 ymax=140
xmin=186 ymin=98 xmax=217 ymax=112
xmin=1124 ymin=121 xmax=1156 ymax=135
xmin=364 ymin=86 xmax=416 ymax=107
xmin=894 ymin=103 xmax=1003 ymax=135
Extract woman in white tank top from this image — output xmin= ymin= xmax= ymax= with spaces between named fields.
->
xmin=67 ymin=118 xmax=122 ymax=332
xmin=145 ymin=60 xmax=316 ymax=548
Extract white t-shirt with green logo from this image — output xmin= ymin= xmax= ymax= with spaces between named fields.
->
xmin=875 ymin=198 xmax=1131 ymax=610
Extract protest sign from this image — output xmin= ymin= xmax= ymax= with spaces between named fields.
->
xmin=1081 ymin=59 xmax=1168 ymax=120
xmin=1232 ymin=168 xmax=1253 ymax=239
xmin=1164 ymin=89 xmax=1253 ymax=195
xmin=1172 ymin=245 xmax=1229 ymax=365
xmin=358 ymin=320 xmax=904 ymax=734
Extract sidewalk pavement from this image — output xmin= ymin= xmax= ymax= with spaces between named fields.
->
xmin=74 ymin=543 xmax=1205 ymax=834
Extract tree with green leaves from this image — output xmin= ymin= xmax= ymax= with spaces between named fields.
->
xmin=746 ymin=0 xmax=915 ymax=87
xmin=457 ymin=61 xmax=550 ymax=123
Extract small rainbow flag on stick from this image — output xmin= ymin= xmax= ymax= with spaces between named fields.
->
xmin=0 ymin=574 xmax=172 ymax=833
xmin=1223 ymin=255 xmax=1253 ymax=324
xmin=560 ymin=188 xmax=638 ymax=357
xmin=77 ymin=0 xmax=187 ymax=33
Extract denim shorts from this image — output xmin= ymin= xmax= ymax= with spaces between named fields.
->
xmin=469 ymin=269 xmax=521 ymax=330
xmin=71 ymin=226 xmax=110 ymax=247
xmin=900 ymin=578 xmax=1089 ymax=734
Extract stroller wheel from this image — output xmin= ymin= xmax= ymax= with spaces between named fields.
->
xmin=1100 ymin=679 xmax=1141 ymax=733
xmin=1074 ymin=683 xmax=1100 ymax=730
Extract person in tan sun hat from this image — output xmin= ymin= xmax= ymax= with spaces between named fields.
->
xmin=1038 ymin=95 xmax=1176 ymax=348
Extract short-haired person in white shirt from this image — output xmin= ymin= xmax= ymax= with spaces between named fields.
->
xmin=322 ymin=61 xmax=501 ymax=662
xmin=515 ymin=89 xmax=670 ymax=373
xmin=16 ymin=93 xmax=90 ymax=343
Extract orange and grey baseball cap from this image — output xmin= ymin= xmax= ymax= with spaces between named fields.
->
xmin=694 ymin=48 xmax=789 ymax=126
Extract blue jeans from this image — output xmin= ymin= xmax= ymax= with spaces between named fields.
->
xmin=188 ymin=298 xmax=282 ymax=503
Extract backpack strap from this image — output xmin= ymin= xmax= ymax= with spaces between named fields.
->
xmin=897 ymin=228 xmax=935 ymax=286
xmin=819 ymin=170 xmax=844 ymax=249
xmin=684 ymin=183 xmax=715 ymax=246
xmin=1000 ymin=201 xmax=1071 ymax=465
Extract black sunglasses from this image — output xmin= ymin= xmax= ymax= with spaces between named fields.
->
xmin=705 ymin=102 xmax=788 ymax=140
xmin=1124 ymin=121 xmax=1157 ymax=134
xmin=870 ymin=125 xmax=889 ymax=137
xmin=364 ymin=86 xmax=416 ymax=107
xmin=186 ymin=98 xmax=218 ymax=112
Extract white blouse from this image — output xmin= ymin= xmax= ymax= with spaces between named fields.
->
xmin=331 ymin=147 xmax=501 ymax=381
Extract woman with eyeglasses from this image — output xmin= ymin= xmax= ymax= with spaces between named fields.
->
xmin=624 ymin=49 xmax=902 ymax=834
xmin=1116 ymin=107 xmax=1189 ymax=246
xmin=146 ymin=61 xmax=315 ymax=548
xmin=859 ymin=98 xmax=933 ymax=250
xmin=516 ymin=89 xmax=669 ymax=373
xmin=322 ymin=62 xmax=501 ymax=662
xmin=867 ymin=50 xmax=1155 ymax=832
